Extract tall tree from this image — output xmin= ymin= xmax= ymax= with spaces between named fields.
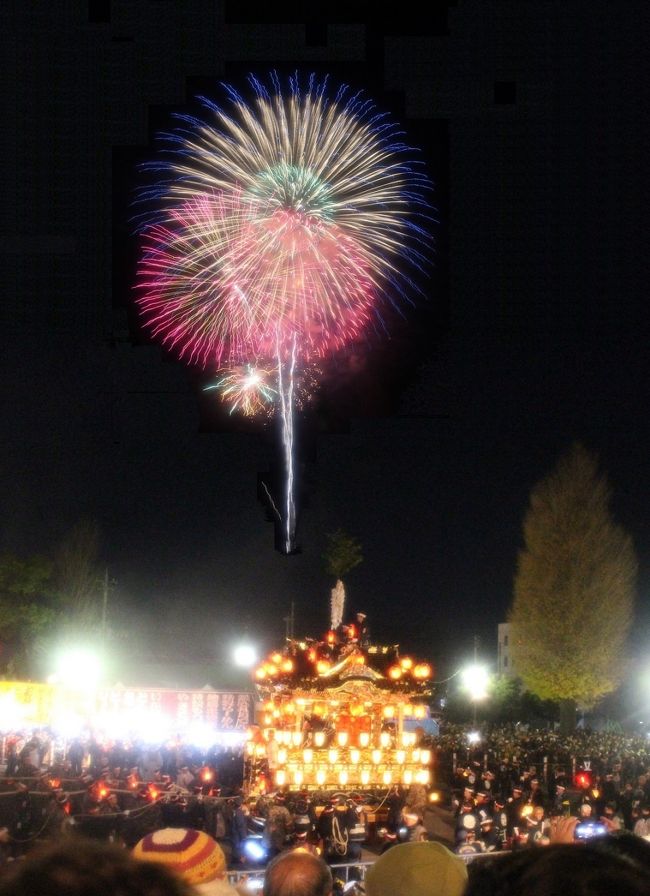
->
xmin=53 ymin=519 xmax=103 ymax=634
xmin=0 ymin=554 xmax=57 ymax=676
xmin=323 ymin=529 xmax=363 ymax=629
xmin=509 ymin=443 xmax=636 ymax=732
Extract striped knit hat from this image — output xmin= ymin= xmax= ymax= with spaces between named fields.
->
xmin=133 ymin=828 xmax=226 ymax=886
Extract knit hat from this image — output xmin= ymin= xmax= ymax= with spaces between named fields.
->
xmin=365 ymin=841 xmax=467 ymax=896
xmin=133 ymin=828 xmax=227 ymax=887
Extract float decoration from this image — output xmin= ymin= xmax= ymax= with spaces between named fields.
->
xmin=246 ymin=619 xmax=434 ymax=794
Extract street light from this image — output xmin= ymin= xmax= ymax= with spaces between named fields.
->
xmin=49 ymin=647 xmax=103 ymax=690
xmin=233 ymin=643 xmax=257 ymax=669
xmin=461 ymin=664 xmax=490 ymax=724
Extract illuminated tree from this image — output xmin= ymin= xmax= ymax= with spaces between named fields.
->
xmin=509 ymin=443 xmax=636 ymax=732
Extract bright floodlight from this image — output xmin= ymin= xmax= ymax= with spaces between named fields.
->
xmin=53 ymin=647 xmax=103 ymax=690
xmin=467 ymin=730 xmax=481 ymax=744
xmin=461 ymin=664 xmax=490 ymax=701
xmin=233 ymin=643 xmax=257 ymax=668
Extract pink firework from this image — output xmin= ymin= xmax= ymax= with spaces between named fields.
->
xmin=137 ymin=191 xmax=376 ymax=368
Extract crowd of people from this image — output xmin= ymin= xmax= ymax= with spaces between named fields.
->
xmin=2 ymin=722 xmax=650 ymax=892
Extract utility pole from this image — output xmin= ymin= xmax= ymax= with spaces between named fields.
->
xmin=101 ymin=568 xmax=110 ymax=645
xmin=283 ymin=600 xmax=295 ymax=640
xmin=472 ymin=634 xmax=480 ymax=725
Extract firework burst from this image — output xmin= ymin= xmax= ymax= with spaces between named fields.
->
xmin=135 ymin=73 xmax=432 ymax=551
xmin=205 ymin=365 xmax=277 ymax=417
xmin=136 ymin=73 xmax=431 ymax=369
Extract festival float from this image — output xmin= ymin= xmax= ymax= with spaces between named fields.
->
xmin=244 ymin=592 xmax=434 ymax=796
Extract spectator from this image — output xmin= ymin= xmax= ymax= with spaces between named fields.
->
xmin=263 ymin=793 xmax=293 ymax=858
xmin=463 ymin=841 xmax=650 ymax=896
xmin=133 ymin=827 xmax=239 ymax=895
xmin=0 ymin=837 xmax=194 ymax=896
xmin=633 ymin=802 xmax=650 ymax=839
xmin=365 ymin=841 xmax=467 ymax=896
xmin=263 ymin=849 xmax=333 ymax=896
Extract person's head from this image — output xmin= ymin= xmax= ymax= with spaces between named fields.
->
xmin=365 ymin=841 xmax=467 ymax=896
xmin=579 ymin=802 xmax=593 ymax=818
xmin=0 ymin=837 xmax=194 ymax=896
xmin=532 ymin=805 xmax=545 ymax=822
xmin=463 ymin=841 xmax=650 ymax=896
xmin=133 ymin=828 xmax=234 ymax=895
xmin=263 ymin=850 xmax=332 ymax=896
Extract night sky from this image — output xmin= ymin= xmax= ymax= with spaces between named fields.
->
xmin=4 ymin=3 xmax=650 ymax=696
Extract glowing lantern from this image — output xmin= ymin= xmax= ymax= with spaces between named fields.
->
xmin=326 ymin=631 xmax=336 ymax=645
xmin=271 ymin=653 xmax=282 ymax=665
xmin=371 ymin=749 xmax=382 ymax=765
xmin=404 ymin=705 xmax=414 ymax=716
xmin=293 ymin=770 xmax=303 ymax=786
xmin=350 ymin=703 xmax=364 ymax=717
xmin=308 ymin=648 xmax=317 ymax=662
xmin=402 ymin=732 xmax=415 ymax=747
xmin=292 ymin=732 xmax=303 ymax=747
xmin=276 ymin=770 xmax=286 ymax=787
xmin=361 ymin=769 xmax=370 ymax=786
xmin=246 ymin=743 xmax=255 ymax=756
xmin=277 ymin=749 xmax=287 ymax=765
xmin=263 ymin=714 xmax=272 ymax=726
xmin=350 ymin=749 xmax=361 ymax=765
xmin=266 ymin=663 xmax=278 ymax=676
xmin=303 ymin=749 xmax=313 ymax=763
xmin=272 ymin=709 xmax=281 ymax=719
xmin=520 ymin=804 xmax=534 ymax=819
xmin=284 ymin=703 xmax=296 ymax=715
xmin=403 ymin=769 xmax=413 ymax=785
xmin=414 ymin=705 xmax=426 ymax=719
xmin=420 ymin=749 xmax=431 ymax=765
xmin=382 ymin=770 xmax=392 ymax=785
xmin=383 ymin=705 xmax=396 ymax=719
xmin=255 ymin=668 xmax=267 ymax=680
xmin=317 ymin=660 xmax=331 ymax=675
xmin=314 ymin=731 xmax=325 ymax=748
xmin=354 ymin=654 xmax=366 ymax=665
xmin=339 ymin=769 xmax=349 ymax=786
xmin=396 ymin=750 xmax=406 ymax=765
xmin=400 ymin=657 xmax=413 ymax=670
xmin=337 ymin=731 xmax=349 ymax=747
xmin=416 ymin=769 xmax=430 ymax=785
xmin=282 ymin=659 xmax=294 ymax=673
xmin=328 ymin=749 xmax=339 ymax=764
xmin=412 ymin=749 xmax=421 ymax=763
xmin=388 ymin=665 xmax=402 ymax=680
xmin=316 ymin=768 xmax=326 ymax=786
xmin=359 ymin=732 xmax=370 ymax=748
xmin=413 ymin=664 xmax=432 ymax=679
xmin=255 ymin=745 xmax=266 ymax=758
xmin=313 ymin=703 xmax=325 ymax=716
xmin=380 ymin=731 xmax=391 ymax=748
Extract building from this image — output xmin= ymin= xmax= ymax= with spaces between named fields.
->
xmin=497 ymin=623 xmax=516 ymax=678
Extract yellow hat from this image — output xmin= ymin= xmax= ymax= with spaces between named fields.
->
xmin=365 ymin=841 xmax=467 ymax=896
xmin=133 ymin=828 xmax=226 ymax=886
